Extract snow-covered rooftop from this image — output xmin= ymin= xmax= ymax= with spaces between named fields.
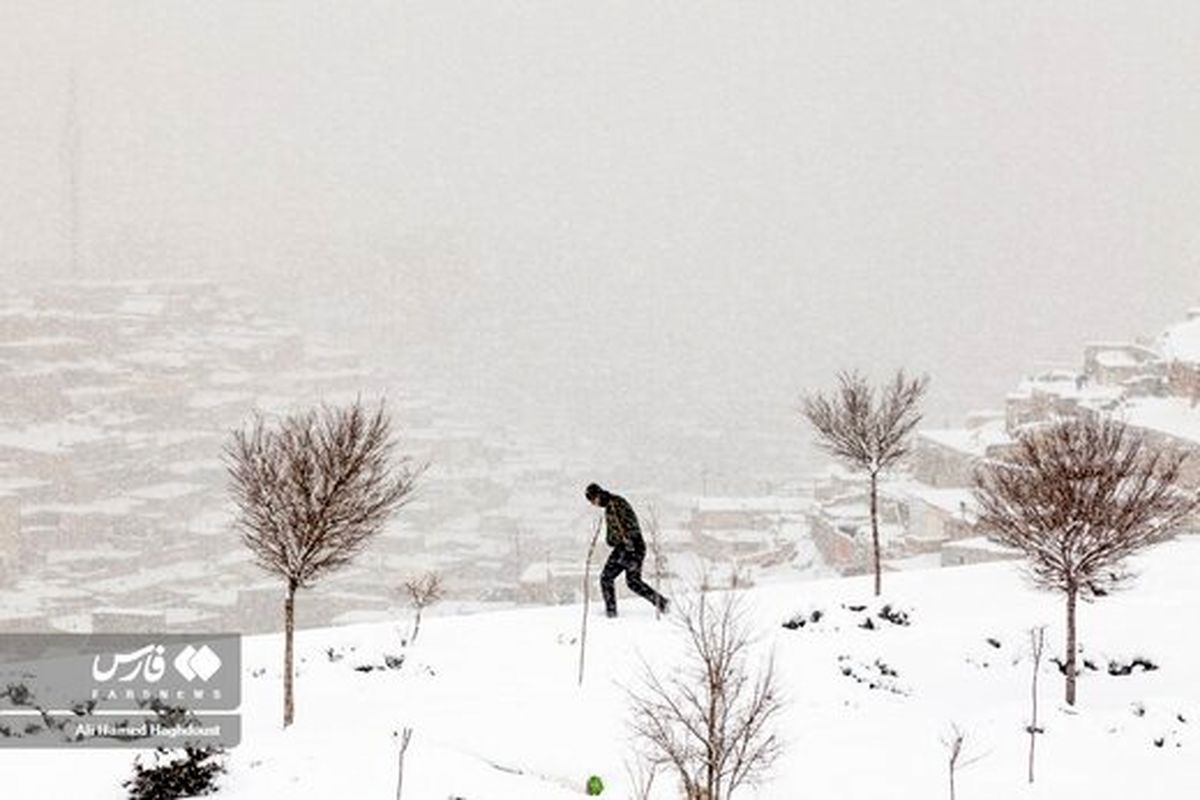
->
xmin=942 ymin=535 xmax=1022 ymax=555
xmin=897 ymin=483 xmax=979 ymax=516
xmin=0 ymin=336 xmax=86 ymax=350
xmin=518 ymin=561 xmax=578 ymax=584
xmin=0 ymin=422 xmax=109 ymax=454
xmin=693 ymin=496 xmax=811 ymax=514
xmin=25 ymin=497 xmax=145 ymax=516
xmin=91 ymin=606 xmax=167 ymax=617
xmin=918 ymin=422 xmax=1011 ymax=456
xmin=126 ymin=481 xmax=204 ymax=501
xmin=1158 ymin=311 xmax=1200 ymax=363
xmin=0 ymin=477 xmax=48 ymax=492
xmin=1010 ymin=371 xmax=1126 ymax=404
xmin=1096 ymin=350 xmax=1140 ymax=368
xmin=1118 ymin=396 xmax=1200 ymax=445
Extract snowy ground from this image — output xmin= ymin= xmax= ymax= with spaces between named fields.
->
xmin=6 ymin=538 xmax=1200 ymax=799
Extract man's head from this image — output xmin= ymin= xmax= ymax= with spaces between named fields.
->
xmin=585 ymin=483 xmax=609 ymax=507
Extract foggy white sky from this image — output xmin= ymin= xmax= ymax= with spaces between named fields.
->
xmin=2 ymin=2 xmax=1199 ymax=483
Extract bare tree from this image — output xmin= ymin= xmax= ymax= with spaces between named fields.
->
xmin=1026 ymin=626 xmax=1046 ymax=784
xmin=578 ymin=517 xmax=602 ymax=686
xmin=625 ymin=757 xmax=659 ymax=800
xmin=803 ymin=370 xmax=929 ymax=596
xmin=729 ymin=561 xmax=754 ymax=590
xmin=402 ymin=572 xmax=443 ymax=644
xmin=627 ymin=591 xmax=783 ymax=800
xmin=941 ymin=724 xmax=985 ymax=800
xmin=225 ymin=400 xmax=421 ymax=727
xmin=974 ymin=415 xmax=1197 ymax=705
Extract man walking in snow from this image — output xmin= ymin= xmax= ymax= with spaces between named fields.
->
xmin=586 ymin=483 xmax=669 ymax=618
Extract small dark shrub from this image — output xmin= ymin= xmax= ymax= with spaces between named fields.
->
xmin=783 ymin=609 xmax=825 ymax=631
xmin=124 ymin=702 xmax=226 ymax=800
xmin=2 ymin=683 xmax=33 ymax=706
xmin=836 ymin=655 xmax=907 ymax=695
xmin=877 ymin=605 xmax=910 ymax=626
xmin=1109 ymin=657 xmax=1159 ymax=676
xmin=125 ymin=747 xmax=225 ymax=799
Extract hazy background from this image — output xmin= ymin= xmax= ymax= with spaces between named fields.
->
xmin=3 ymin=1 xmax=1199 ymax=489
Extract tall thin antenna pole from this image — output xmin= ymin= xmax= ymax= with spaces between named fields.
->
xmin=63 ymin=65 xmax=82 ymax=274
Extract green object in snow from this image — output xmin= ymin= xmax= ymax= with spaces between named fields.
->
xmin=586 ymin=774 xmax=604 ymax=795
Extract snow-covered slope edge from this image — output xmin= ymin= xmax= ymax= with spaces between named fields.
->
xmin=9 ymin=538 xmax=1200 ymax=799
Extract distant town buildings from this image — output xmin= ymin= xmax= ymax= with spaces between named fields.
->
xmin=686 ymin=494 xmax=813 ymax=569
xmin=3 ymin=280 xmax=804 ymax=633
xmin=808 ymin=308 xmax=1200 ymax=575
xmin=8 ymin=281 xmax=1197 ymax=630
xmin=0 ymin=490 xmax=19 ymax=580
xmin=0 ymin=281 xmax=613 ymax=632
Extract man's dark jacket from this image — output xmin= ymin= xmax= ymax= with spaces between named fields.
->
xmin=604 ymin=494 xmax=645 ymax=550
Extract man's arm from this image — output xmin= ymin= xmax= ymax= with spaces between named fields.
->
xmin=611 ymin=496 xmax=642 ymax=545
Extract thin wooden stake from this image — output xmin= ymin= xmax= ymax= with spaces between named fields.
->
xmin=1028 ymin=626 xmax=1046 ymax=784
xmin=578 ymin=518 xmax=603 ymax=686
xmin=395 ymin=727 xmax=413 ymax=800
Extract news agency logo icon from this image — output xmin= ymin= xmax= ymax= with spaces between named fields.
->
xmin=91 ymin=643 xmax=222 ymax=684
xmin=174 ymin=644 xmax=222 ymax=683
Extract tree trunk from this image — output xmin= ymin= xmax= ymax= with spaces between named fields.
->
xmin=706 ymin=666 xmax=719 ymax=800
xmin=284 ymin=579 xmax=297 ymax=727
xmin=1064 ymin=586 xmax=1078 ymax=706
xmin=869 ymin=471 xmax=882 ymax=597
xmin=410 ymin=609 xmax=422 ymax=644
xmin=395 ymin=727 xmax=413 ymax=800
xmin=1028 ymin=626 xmax=1044 ymax=783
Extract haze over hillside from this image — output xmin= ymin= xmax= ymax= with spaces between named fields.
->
xmin=3 ymin=2 xmax=1200 ymax=482
xmin=3 ymin=6 xmax=1200 ymax=796
xmin=0 ymin=281 xmax=713 ymax=631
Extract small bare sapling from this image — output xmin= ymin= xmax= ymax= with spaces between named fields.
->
xmin=403 ymin=572 xmax=443 ymax=644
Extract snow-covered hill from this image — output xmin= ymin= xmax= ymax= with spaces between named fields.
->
xmin=8 ymin=538 xmax=1200 ymax=799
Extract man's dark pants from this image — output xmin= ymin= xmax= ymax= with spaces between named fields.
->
xmin=600 ymin=546 xmax=667 ymax=616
